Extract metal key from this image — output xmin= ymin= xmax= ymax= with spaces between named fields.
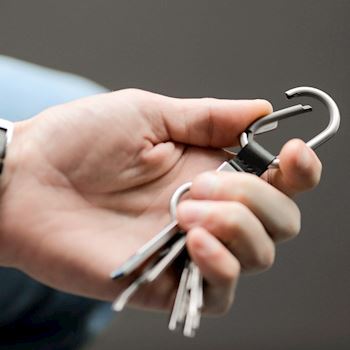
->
xmin=183 ymin=262 xmax=202 ymax=337
xmin=168 ymin=260 xmax=190 ymax=331
xmin=110 ymin=220 xmax=182 ymax=279
xmin=112 ymin=233 xmax=185 ymax=310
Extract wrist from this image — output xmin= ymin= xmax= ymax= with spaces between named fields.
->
xmin=0 ymin=121 xmax=27 ymax=195
xmin=0 ymin=120 xmax=33 ymax=267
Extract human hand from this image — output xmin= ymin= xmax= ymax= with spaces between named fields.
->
xmin=0 ymin=89 xmax=321 ymax=313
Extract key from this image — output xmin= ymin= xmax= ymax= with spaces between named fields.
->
xmin=112 ymin=234 xmax=184 ymax=311
xmin=168 ymin=259 xmax=190 ymax=331
xmin=183 ymin=262 xmax=201 ymax=337
xmin=190 ymin=266 xmax=203 ymax=331
xmin=110 ymin=220 xmax=183 ymax=279
xmin=111 ymin=155 xmax=254 ymax=321
xmin=112 ymin=261 xmax=155 ymax=312
xmin=146 ymin=235 xmax=187 ymax=283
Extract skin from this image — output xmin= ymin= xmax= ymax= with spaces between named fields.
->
xmin=0 ymin=89 xmax=321 ymax=314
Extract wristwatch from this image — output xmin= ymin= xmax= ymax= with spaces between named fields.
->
xmin=0 ymin=119 xmax=14 ymax=174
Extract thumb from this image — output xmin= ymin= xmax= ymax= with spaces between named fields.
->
xmin=141 ymin=91 xmax=272 ymax=147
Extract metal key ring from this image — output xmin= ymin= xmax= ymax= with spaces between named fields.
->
xmin=169 ymin=182 xmax=192 ymax=221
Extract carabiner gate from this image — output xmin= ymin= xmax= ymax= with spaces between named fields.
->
xmin=240 ymin=86 xmax=341 ymax=168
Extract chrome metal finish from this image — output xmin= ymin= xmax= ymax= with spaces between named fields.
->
xmin=240 ymin=86 xmax=341 ymax=168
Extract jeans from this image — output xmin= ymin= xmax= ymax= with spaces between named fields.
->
xmin=0 ymin=56 xmax=112 ymax=350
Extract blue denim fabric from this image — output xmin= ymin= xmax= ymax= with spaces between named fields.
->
xmin=0 ymin=56 xmax=112 ymax=349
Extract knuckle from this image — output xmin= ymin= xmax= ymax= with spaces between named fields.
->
xmin=203 ymin=294 xmax=235 ymax=316
xmin=119 ymin=88 xmax=145 ymax=97
xmin=204 ymin=202 xmax=247 ymax=236
xmin=245 ymin=244 xmax=275 ymax=272
xmin=191 ymin=171 xmax=219 ymax=199
xmin=203 ymin=206 xmax=220 ymax=228
xmin=259 ymin=244 xmax=276 ymax=270
xmin=225 ymin=202 xmax=248 ymax=232
xmin=201 ymin=97 xmax=217 ymax=105
xmin=230 ymin=173 xmax=258 ymax=204
xmin=282 ymin=204 xmax=301 ymax=240
xmin=222 ymin=260 xmax=241 ymax=283
xmin=212 ymin=297 xmax=234 ymax=316
xmin=118 ymin=88 xmax=158 ymax=105
xmin=308 ymin=159 xmax=322 ymax=189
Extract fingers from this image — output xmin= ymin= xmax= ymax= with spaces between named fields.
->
xmin=178 ymin=200 xmax=275 ymax=272
xmin=186 ymin=227 xmax=240 ymax=314
xmin=123 ymin=88 xmax=272 ymax=148
xmin=266 ymin=139 xmax=322 ymax=197
xmin=182 ymin=171 xmax=301 ymax=242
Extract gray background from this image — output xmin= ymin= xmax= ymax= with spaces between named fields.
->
xmin=1 ymin=0 xmax=349 ymax=349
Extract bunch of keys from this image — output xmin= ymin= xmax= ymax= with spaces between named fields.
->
xmin=110 ymin=87 xmax=340 ymax=337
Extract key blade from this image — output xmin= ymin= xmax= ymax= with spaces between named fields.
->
xmin=254 ymin=120 xmax=278 ymax=135
xmin=110 ymin=220 xmax=180 ymax=279
xmin=112 ymin=257 xmax=159 ymax=311
xmin=112 ymin=282 xmax=138 ymax=312
xmin=112 ymin=275 xmax=145 ymax=311
xmin=183 ymin=262 xmax=198 ymax=338
xmin=146 ymin=236 xmax=187 ymax=283
xmin=169 ymin=261 xmax=190 ymax=331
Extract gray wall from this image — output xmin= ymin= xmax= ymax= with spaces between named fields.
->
xmin=1 ymin=1 xmax=349 ymax=349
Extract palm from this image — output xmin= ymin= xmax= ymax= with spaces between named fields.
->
xmin=2 ymin=92 xmax=226 ymax=309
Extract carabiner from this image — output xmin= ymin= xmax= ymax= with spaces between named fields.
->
xmin=240 ymin=86 xmax=341 ymax=168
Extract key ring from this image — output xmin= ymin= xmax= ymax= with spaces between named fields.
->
xmin=170 ymin=182 xmax=192 ymax=220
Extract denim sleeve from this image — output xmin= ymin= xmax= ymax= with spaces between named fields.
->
xmin=0 ymin=55 xmax=108 ymax=121
xmin=0 ymin=56 xmax=110 ymax=349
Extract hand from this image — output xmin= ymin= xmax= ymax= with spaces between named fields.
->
xmin=0 ymin=89 xmax=321 ymax=314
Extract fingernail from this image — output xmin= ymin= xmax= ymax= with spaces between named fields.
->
xmin=195 ymin=229 xmax=221 ymax=257
xmin=298 ymin=146 xmax=311 ymax=169
xmin=194 ymin=172 xmax=219 ymax=197
xmin=179 ymin=201 xmax=209 ymax=226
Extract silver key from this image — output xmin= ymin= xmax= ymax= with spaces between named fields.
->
xmin=112 ymin=236 xmax=185 ymax=311
xmin=110 ymin=220 xmax=182 ymax=279
xmin=183 ymin=262 xmax=201 ymax=337
xmin=146 ymin=235 xmax=187 ymax=283
xmin=191 ymin=268 xmax=203 ymax=331
xmin=112 ymin=260 xmax=155 ymax=312
xmin=168 ymin=260 xmax=190 ymax=331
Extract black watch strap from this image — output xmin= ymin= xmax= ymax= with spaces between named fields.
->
xmin=0 ymin=119 xmax=14 ymax=176
xmin=0 ymin=128 xmax=7 ymax=174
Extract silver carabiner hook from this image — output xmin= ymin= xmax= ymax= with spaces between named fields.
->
xmin=240 ymin=86 xmax=341 ymax=168
xmin=169 ymin=87 xmax=341 ymax=216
